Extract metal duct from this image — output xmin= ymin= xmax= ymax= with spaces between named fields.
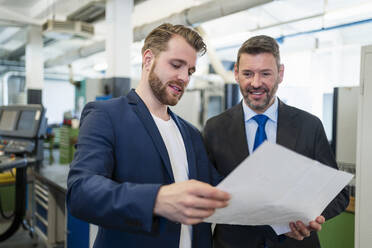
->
xmin=45 ymin=0 xmax=272 ymax=68
xmin=45 ymin=40 xmax=104 ymax=67
xmin=1 ymin=71 xmax=83 ymax=105
xmin=1 ymin=71 xmax=24 ymax=105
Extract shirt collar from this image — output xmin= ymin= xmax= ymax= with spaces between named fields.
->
xmin=242 ymin=97 xmax=278 ymax=123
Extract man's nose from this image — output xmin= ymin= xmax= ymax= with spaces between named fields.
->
xmin=251 ymin=74 xmax=261 ymax=88
xmin=177 ymin=69 xmax=189 ymax=84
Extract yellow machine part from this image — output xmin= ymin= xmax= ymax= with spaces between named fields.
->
xmin=0 ymin=169 xmax=16 ymax=184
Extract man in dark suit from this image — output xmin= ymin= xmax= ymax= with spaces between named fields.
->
xmin=67 ymin=23 xmax=230 ymax=248
xmin=203 ymin=35 xmax=349 ymax=248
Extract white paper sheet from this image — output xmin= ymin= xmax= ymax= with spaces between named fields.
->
xmin=205 ymin=142 xmax=353 ymax=235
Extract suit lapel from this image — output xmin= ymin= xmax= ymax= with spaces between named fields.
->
xmin=276 ymin=100 xmax=298 ymax=150
xmin=127 ymin=90 xmax=175 ymax=182
xmin=170 ymin=111 xmax=197 ymax=180
xmin=226 ymin=100 xmax=298 ymax=163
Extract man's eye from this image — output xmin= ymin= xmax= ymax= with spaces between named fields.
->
xmin=262 ymin=72 xmax=271 ymax=77
xmin=171 ymin=63 xmax=181 ymax=69
xmin=243 ymin=72 xmax=253 ymax=77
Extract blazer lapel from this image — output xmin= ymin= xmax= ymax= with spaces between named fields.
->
xmin=127 ymin=90 xmax=175 ymax=182
xmin=226 ymin=100 xmax=298 ymax=162
xmin=276 ymin=100 xmax=298 ymax=150
xmin=170 ymin=110 xmax=197 ymax=180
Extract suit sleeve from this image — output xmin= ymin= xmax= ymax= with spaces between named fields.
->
xmin=313 ymin=119 xmax=349 ymax=220
xmin=66 ymin=102 xmax=162 ymax=233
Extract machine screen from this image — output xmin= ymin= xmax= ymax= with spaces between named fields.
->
xmin=17 ymin=110 xmax=36 ymax=131
xmin=0 ymin=110 xmax=18 ymax=131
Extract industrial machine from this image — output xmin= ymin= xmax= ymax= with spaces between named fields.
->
xmin=331 ymin=87 xmax=358 ymax=212
xmin=0 ymin=104 xmax=46 ymax=242
xmin=171 ymin=82 xmax=238 ymax=130
xmin=75 ymin=77 xmax=131 ymax=115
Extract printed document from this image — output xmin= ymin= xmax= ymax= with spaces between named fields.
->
xmin=205 ymin=142 xmax=353 ymax=235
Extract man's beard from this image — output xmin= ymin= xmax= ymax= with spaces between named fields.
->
xmin=242 ymin=79 xmax=279 ymax=112
xmin=148 ymin=64 xmax=184 ymax=106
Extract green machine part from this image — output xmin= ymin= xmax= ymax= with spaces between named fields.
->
xmin=318 ymin=211 xmax=355 ymax=248
xmin=59 ymin=125 xmax=79 ymax=164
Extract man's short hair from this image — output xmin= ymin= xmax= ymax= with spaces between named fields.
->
xmin=141 ymin=23 xmax=207 ymax=57
xmin=236 ymin=35 xmax=280 ymax=70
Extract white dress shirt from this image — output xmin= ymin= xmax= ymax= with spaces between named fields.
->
xmin=152 ymin=114 xmax=192 ymax=248
xmin=242 ymin=97 xmax=279 ymax=154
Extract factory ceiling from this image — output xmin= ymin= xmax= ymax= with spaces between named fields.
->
xmin=0 ymin=0 xmax=372 ymax=77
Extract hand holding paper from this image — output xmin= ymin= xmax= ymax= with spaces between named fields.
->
xmin=284 ymin=215 xmax=325 ymax=240
xmin=205 ymin=142 xmax=353 ymax=235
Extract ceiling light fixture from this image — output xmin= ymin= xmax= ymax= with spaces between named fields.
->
xmin=324 ymin=2 xmax=372 ymax=22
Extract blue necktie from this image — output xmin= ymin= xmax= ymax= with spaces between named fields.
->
xmin=253 ymin=115 xmax=270 ymax=248
xmin=252 ymin=114 xmax=269 ymax=151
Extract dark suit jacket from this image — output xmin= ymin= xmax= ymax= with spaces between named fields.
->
xmin=67 ymin=89 xmax=219 ymax=248
xmin=203 ymin=100 xmax=349 ymax=248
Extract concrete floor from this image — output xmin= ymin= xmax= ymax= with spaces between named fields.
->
xmin=0 ymin=219 xmax=45 ymax=248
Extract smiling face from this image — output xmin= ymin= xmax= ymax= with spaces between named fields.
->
xmin=147 ymin=35 xmax=197 ymax=106
xmin=235 ymin=52 xmax=284 ymax=113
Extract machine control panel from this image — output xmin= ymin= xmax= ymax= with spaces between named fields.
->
xmin=0 ymin=139 xmax=35 ymax=154
xmin=0 ymin=104 xmax=46 ymax=172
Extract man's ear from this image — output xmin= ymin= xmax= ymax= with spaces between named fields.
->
xmin=234 ymin=63 xmax=239 ymax=83
xmin=143 ymin=49 xmax=154 ymax=71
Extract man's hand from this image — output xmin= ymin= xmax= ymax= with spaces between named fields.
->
xmin=153 ymin=179 xmax=230 ymax=225
xmin=285 ymin=216 xmax=325 ymax=240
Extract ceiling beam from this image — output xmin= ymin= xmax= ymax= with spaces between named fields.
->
xmin=30 ymin=0 xmax=68 ymax=19
xmin=0 ymin=6 xmax=41 ymax=26
xmin=0 ymin=27 xmax=21 ymax=45
xmin=46 ymin=0 xmax=273 ymax=67
xmin=4 ymin=37 xmax=58 ymax=61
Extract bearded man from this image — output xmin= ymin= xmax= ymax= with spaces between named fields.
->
xmin=67 ymin=23 xmax=230 ymax=248
xmin=203 ymin=35 xmax=349 ymax=248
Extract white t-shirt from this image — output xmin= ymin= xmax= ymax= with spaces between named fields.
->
xmin=152 ymin=114 xmax=192 ymax=248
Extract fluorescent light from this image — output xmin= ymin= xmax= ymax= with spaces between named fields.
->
xmin=325 ymin=2 xmax=372 ymax=21
xmin=93 ymin=63 xmax=107 ymax=71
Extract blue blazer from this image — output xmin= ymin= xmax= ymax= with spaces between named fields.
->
xmin=67 ymin=90 xmax=219 ymax=248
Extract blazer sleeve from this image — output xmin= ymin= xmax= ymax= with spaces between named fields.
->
xmin=66 ymin=102 xmax=162 ymax=233
xmin=313 ymin=119 xmax=349 ymax=220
